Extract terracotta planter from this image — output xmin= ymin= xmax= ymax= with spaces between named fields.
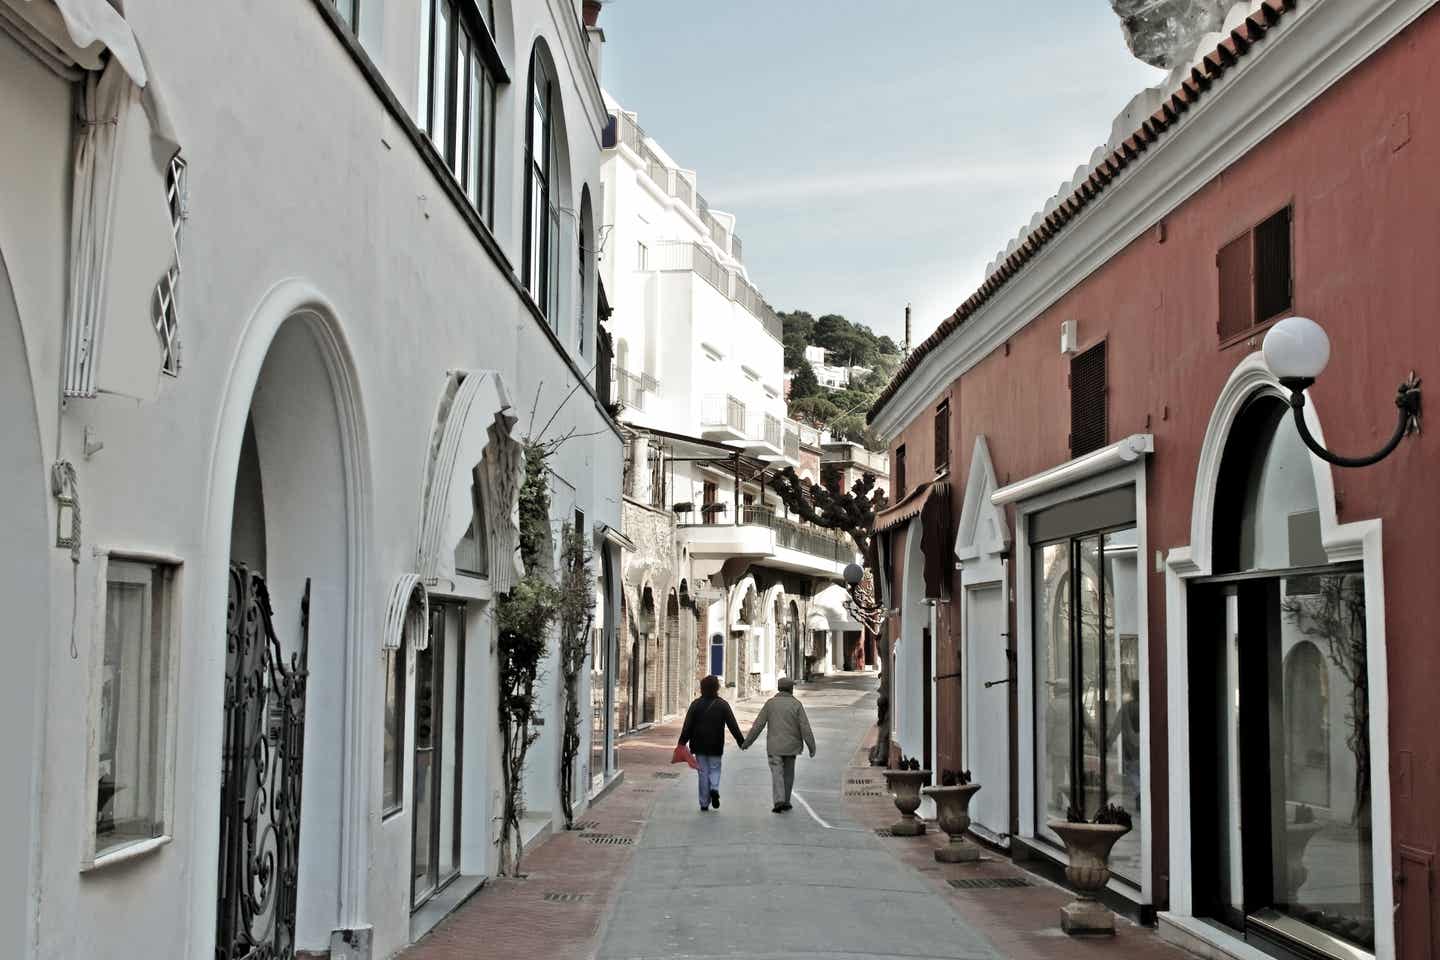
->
xmin=582 ymin=0 xmax=602 ymax=27
xmin=1284 ymin=820 xmax=1325 ymax=899
xmin=1046 ymin=820 xmax=1131 ymax=935
xmin=923 ymin=783 xmax=982 ymax=863
xmin=882 ymin=769 xmax=931 ymax=836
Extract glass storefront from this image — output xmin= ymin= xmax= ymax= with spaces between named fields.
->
xmin=1034 ymin=515 xmax=1142 ymax=885
xmin=1189 ymin=395 xmax=1375 ymax=958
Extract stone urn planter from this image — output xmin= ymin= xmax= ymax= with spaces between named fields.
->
xmin=1283 ymin=819 xmax=1325 ymax=899
xmin=582 ymin=0 xmax=603 ymax=27
xmin=923 ymin=783 xmax=982 ymax=862
xmin=1046 ymin=820 xmax=1131 ymax=935
xmin=882 ymin=769 xmax=931 ymax=836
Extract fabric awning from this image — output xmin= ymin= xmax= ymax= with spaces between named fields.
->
xmin=416 ymin=370 xmax=526 ymax=592
xmin=873 ymin=480 xmax=935 ymax=533
xmin=0 ymin=0 xmax=145 ymax=83
xmin=919 ymin=480 xmax=953 ymax=600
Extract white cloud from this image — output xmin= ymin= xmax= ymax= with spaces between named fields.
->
xmin=705 ymin=157 xmax=1078 ymax=207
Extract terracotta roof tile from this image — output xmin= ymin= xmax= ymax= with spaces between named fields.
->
xmin=867 ymin=0 xmax=1296 ymax=424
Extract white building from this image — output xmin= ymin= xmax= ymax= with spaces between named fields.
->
xmin=598 ymin=98 xmax=860 ymax=708
xmin=0 ymin=1 xmax=623 ymax=958
xmin=803 ymin=343 xmax=871 ymax=391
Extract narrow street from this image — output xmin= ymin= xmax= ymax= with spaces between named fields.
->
xmin=405 ymin=674 xmax=1199 ymax=960
xmin=594 ymin=675 xmax=999 ymax=960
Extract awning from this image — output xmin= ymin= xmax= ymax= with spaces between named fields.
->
xmin=805 ymin=610 xmax=830 ymax=631
xmin=872 ymin=480 xmax=935 ymax=533
xmin=415 ymin=370 xmax=526 ymax=592
xmin=0 ymin=0 xmax=145 ymax=83
xmin=919 ymin=480 xmax=953 ymax=600
xmin=594 ymin=522 xmax=635 ymax=553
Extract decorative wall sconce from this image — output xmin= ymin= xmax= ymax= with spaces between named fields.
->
xmin=1263 ymin=316 xmax=1421 ymax=468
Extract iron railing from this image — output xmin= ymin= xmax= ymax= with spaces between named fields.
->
xmin=760 ymin=413 xmax=783 ymax=450
xmin=784 ymin=428 xmax=800 ymax=460
xmin=730 ymin=234 xmax=743 ymax=263
xmin=614 ymin=111 xmax=646 ymax=156
xmin=669 ymin=173 xmax=695 ymax=209
xmin=680 ymin=503 xmax=852 ymax=563
xmin=701 ymin=394 xmax=747 ymax=433
xmin=614 ymin=367 xmax=655 ymax=410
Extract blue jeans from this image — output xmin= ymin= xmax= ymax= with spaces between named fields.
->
xmin=695 ymin=754 xmax=723 ymax=808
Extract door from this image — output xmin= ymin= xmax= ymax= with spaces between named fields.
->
xmin=709 ymin=634 xmax=724 ymax=678
xmin=413 ymin=600 xmax=465 ymax=909
xmin=964 ymin=582 xmax=1010 ymax=842
xmin=921 ymin=626 xmax=933 ymax=771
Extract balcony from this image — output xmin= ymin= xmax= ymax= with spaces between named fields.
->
xmin=613 ymin=366 xmax=658 ymax=413
xmin=677 ymin=504 xmax=855 ymax=579
xmin=701 ymin=394 xmax=748 ymax=442
xmin=744 ymin=412 xmax=784 ymax=458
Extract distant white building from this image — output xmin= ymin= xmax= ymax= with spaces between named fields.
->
xmin=803 ymin=344 xmax=872 ymax=390
xmin=600 ymin=98 xmax=858 ymax=707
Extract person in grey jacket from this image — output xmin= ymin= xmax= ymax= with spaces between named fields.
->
xmin=741 ymin=677 xmax=816 ymax=813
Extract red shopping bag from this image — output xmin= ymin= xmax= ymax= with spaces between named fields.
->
xmin=671 ymin=744 xmax=699 ymax=770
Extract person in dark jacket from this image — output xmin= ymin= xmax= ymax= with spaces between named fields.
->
xmin=678 ymin=675 xmax=745 ymax=812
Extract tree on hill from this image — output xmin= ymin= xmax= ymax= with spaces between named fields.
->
xmin=788 ymin=395 xmax=839 ymax=426
xmin=780 ymin=310 xmax=815 ymax=371
xmin=788 ymin=362 xmax=821 ymax=400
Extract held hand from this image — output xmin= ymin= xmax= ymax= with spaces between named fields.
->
xmin=809 ymin=750 xmax=816 ymax=759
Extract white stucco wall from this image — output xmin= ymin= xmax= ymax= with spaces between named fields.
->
xmin=0 ymin=0 xmax=621 ymax=956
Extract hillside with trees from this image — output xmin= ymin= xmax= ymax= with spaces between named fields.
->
xmin=780 ymin=310 xmax=901 ymax=452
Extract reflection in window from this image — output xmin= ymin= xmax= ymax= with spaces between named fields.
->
xmin=454 ymin=466 xmax=488 ymax=578
xmin=418 ymin=0 xmax=497 ymax=221
xmin=1034 ymin=526 xmax=1141 ymax=884
xmin=96 ymin=560 xmax=175 ymax=855
xmin=524 ymin=48 xmax=558 ymax=323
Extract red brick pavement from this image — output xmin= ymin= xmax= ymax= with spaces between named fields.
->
xmin=397 ymin=720 xmax=682 ymax=960
xmin=842 ymin=725 xmax=1200 ymax=959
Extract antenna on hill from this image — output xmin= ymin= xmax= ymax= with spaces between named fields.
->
xmin=904 ymin=302 xmax=912 ymax=357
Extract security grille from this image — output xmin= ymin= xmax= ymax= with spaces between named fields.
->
xmin=569 ymin=821 xmax=599 ymax=831
xmin=948 ymin=877 xmax=1031 ymax=890
xmin=846 ymin=777 xmax=872 ymax=785
xmin=845 ymin=790 xmax=883 ymax=798
xmin=874 ymin=827 xmax=895 ymax=837
xmin=543 ymin=892 xmax=588 ymax=902
xmin=1069 ymin=341 xmax=1107 ymax=458
xmin=582 ymin=834 xmax=634 ymax=845
xmin=652 ymin=771 xmax=680 ymax=779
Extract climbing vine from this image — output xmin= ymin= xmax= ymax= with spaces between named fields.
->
xmin=495 ymin=443 xmax=557 ymax=877
xmin=556 ymin=523 xmax=595 ymax=829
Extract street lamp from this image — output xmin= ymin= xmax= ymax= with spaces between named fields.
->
xmin=843 ymin=562 xmax=864 ymax=587
xmin=1262 ymin=316 xmax=1422 ymax=468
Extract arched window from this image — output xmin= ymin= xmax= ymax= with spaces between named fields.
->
xmin=417 ymin=0 xmax=500 ymax=221
xmin=524 ymin=48 xmax=558 ymax=322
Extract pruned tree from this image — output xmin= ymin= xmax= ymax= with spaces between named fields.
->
xmin=767 ymin=466 xmax=893 ymax=763
xmin=556 ymin=523 xmax=595 ymax=829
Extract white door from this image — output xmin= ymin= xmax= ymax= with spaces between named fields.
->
xmin=964 ymin=582 xmax=1010 ymax=842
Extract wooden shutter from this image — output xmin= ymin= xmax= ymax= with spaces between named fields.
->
xmin=1217 ymin=231 xmax=1254 ymax=340
xmin=934 ymin=400 xmax=950 ymax=474
xmin=1253 ymin=207 xmax=1292 ymax=323
xmin=1070 ymin=342 xmax=1107 ymax=458
xmin=894 ymin=446 xmax=907 ymax=498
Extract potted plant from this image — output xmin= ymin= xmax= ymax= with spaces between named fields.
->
xmin=582 ymin=0 xmax=603 ymax=28
xmin=882 ymin=756 xmax=931 ymax=837
xmin=1046 ymin=803 xmax=1133 ymax=935
xmin=1283 ymin=802 xmax=1325 ymax=900
xmin=923 ymin=769 xmax=981 ymax=863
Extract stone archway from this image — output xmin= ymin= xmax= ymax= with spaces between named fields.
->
xmin=0 ymin=246 xmax=47 ymax=959
xmin=198 ymin=281 xmax=371 ymax=957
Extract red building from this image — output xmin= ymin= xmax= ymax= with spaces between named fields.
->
xmin=868 ymin=3 xmax=1439 ymax=958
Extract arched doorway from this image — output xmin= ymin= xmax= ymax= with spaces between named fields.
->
xmin=1184 ymin=386 xmax=1379 ymax=955
xmin=206 ymin=285 xmax=369 ymax=958
xmin=785 ymin=599 xmax=801 ymax=682
xmin=640 ymin=586 xmax=657 ymax=723
xmin=0 ymin=247 xmax=46 ymax=959
xmin=664 ymin=591 xmax=680 ymax=716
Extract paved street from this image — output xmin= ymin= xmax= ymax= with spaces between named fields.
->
xmin=595 ymin=674 xmax=1000 ymax=960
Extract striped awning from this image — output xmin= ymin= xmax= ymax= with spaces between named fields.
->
xmin=873 ymin=480 xmax=935 ymax=533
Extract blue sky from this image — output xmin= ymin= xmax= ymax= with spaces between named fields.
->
xmin=599 ymin=1 xmax=1164 ymax=345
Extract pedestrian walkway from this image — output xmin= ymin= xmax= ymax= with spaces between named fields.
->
xmin=400 ymin=674 xmax=1199 ymax=960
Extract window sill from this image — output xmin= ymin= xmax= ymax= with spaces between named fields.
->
xmin=82 ymin=834 xmax=171 ymax=873
xmin=1218 ymin=311 xmax=1291 ymax=352
xmin=381 ymin=805 xmax=404 ymax=824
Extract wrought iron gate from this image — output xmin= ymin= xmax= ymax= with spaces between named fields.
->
xmin=216 ymin=565 xmax=310 ymax=960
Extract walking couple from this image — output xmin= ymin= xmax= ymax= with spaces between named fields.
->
xmin=677 ymin=675 xmax=816 ymax=814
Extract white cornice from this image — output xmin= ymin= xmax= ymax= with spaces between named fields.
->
xmin=871 ymin=0 xmax=1438 ymax=439
xmin=991 ymin=434 xmax=1152 ymax=507
xmin=546 ymin=0 xmax=607 ymax=145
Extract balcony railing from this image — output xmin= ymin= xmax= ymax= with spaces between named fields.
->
xmin=655 ymin=241 xmax=728 ymax=299
xmin=730 ymin=234 xmax=743 ymax=263
xmin=681 ymin=503 xmax=851 ymax=563
xmin=783 ymin=427 xmax=800 ymax=460
xmin=614 ymin=110 xmax=646 ymax=156
xmin=669 ymin=173 xmax=696 ymax=209
xmin=614 ymin=366 xmax=657 ymax=411
xmin=702 ymin=394 xmax=747 ymax=434
xmin=758 ymin=413 xmax=783 ymax=450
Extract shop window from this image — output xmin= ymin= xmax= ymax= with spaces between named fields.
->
xmin=1069 ymin=341 xmax=1107 ymax=458
xmin=934 ymin=399 xmax=950 ymax=475
xmin=1218 ymin=206 xmax=1292 ymax=342
xmin=454 ymin=465 xmax=488 ymax=578
xmin=92 ymin=558 xmax=178 ymax=861
xmin=1189 ymin=394 xmax=1374 ymax=955
xmin=1032 ymin=500 xmax=1141 ymax=885
xmin=383 ymin=602 xmax=417 ymax=817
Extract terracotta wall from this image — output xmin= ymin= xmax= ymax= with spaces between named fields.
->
xmin=883 ymin=6 xmax=1440 ymax=933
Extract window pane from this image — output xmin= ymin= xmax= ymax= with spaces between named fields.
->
xmin=483 ymin=72 xmax=495 ymax=221
xmin=1034 ymin=540 xmax=1072 ymax=843
xmin=454 ymin=468 xmax=488 ymax=577
xmin=97 ymin=561 xmax=169 ymax=855
xmin=334 ymin=0 xmax=357 ymax=32
xmin=1076 ymin=536 xmax=1103 ymax=819
xmin=417 ymin=0 xmax=432 ymax=132
xmin=1273 ymin=572 xmax=1373 ymax=949
xmin=382 ymin=610 xmax=412 ymax=813
xmin=432 ymin=0 xmax=450 ymax=158
xmin=547 ymin=206 xmax=560 ymax=323
xmin=452 ymin=31 xmax=468 ymax=178
xmin=1103 ymin=528 xmax=1142 ymax=883
xmin=467 ymin=53 xmax=482 ymax=208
